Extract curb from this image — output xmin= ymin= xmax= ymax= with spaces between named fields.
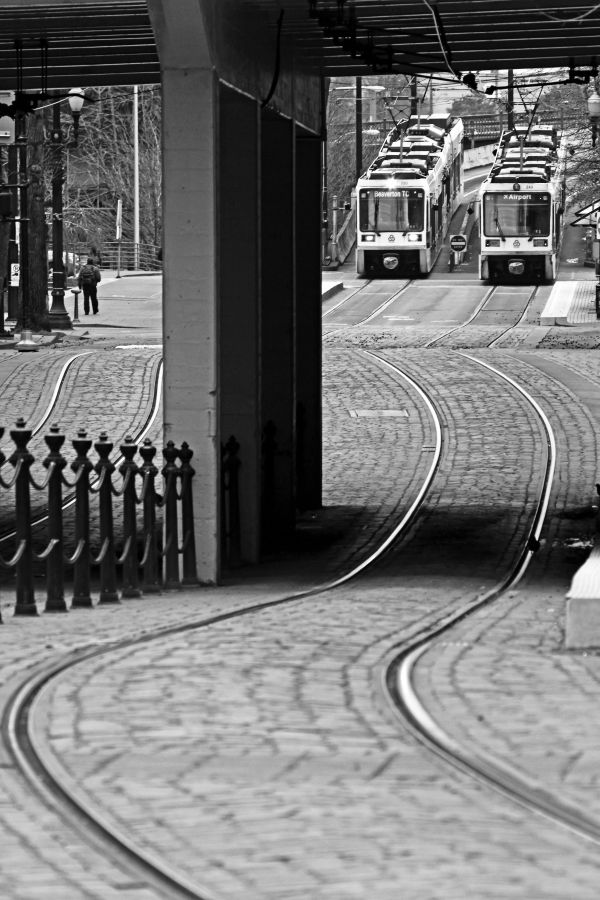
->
xmin=321 ymin=282 xmax=344 ymax=301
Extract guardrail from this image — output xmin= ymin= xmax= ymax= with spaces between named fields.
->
xmin=0 ymin=420 xmax=197 ymax=619
xmin=69 ymin=241 xmax=162 ymax=272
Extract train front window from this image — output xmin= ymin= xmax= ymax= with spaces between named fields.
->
xmin=359 ymin=189 xmax=424 ymax=233
xmin=483 ymin=192 xmax=550 ymax=237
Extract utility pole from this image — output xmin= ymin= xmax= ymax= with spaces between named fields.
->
xmin=507 ymin=68 xmax=515 ymax=130
xmin=410 ymin=76 xmax=419 ymax=116
xmin=355 ymin=76 xmax=362 ymax=182
xmin=15 ymin=111 xmax=36 ymax=351
xmin=48 ymin=97 xmax=72 ymax=330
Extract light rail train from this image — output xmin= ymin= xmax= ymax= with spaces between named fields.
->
xmin=478 ymin=124 xmax=567 ymax=283
xmin=355 ymin=114 xmax=464 ymax=277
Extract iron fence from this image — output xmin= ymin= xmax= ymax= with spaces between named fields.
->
xmin=0 ymin=420 xmax=197 ymax=619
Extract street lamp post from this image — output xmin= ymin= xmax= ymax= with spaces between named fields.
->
xmin=588 ymin=89 xmax=600 ymax=146
xmin=48 ymin=87 xmax=85 ymax=331
xmin=15 ymin=111 xmax=36 ymax=352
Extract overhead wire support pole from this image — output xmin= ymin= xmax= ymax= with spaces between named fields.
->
xmin=133 ymin=85 xmax=139 ymax=270
xmin=15 ymin=111 xmax=36 ymax=352
xmin=355 ymin=75 xmax=362 ymax=183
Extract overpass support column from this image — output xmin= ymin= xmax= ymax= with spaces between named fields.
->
xmin=260 ymin=111 xmax=295 ymax=550
xmin=219 ymin=85 xmax=261 ymax=564
xmin=295 ymin=131 xmax=322 ymax=511
xmin=148 ymin=0 xmax=219 ymax=582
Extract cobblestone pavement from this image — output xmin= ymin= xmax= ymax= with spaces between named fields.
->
xmin=2 ymin=278 xmax=600 ymax=897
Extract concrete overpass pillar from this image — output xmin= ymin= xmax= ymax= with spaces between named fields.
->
xmin=260 ymin=111 xmax=295 ymax=549
xmin=295 ymin=130 xmax=322 ymax=511
xmin=219 ymin=84 xmax=261 ymax=564
xmin=148 ymin=0 xmax=219 ymax=582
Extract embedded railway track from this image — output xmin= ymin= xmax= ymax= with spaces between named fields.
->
xmin=323 ymin=275 xmax=537 ymax=348
xmin=0 ymin=349 xmax=164 ymax=542
xmin=5 ymin=348 xmax=597 ymax=899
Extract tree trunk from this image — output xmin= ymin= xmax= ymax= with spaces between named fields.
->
xmin=27 ymin=110 xmax=49 ymax=331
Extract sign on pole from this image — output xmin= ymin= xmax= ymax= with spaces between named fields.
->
xmin=449 ymin=234 xmax=467 ymax=252
xmin=115 ymin=197 xmax=123 ymax=240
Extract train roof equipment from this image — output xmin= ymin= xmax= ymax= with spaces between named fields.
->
xmin=358 ymin=114 xmax=463 ymax=184
xmin=484 ymin=124 xmax=567 ymax=188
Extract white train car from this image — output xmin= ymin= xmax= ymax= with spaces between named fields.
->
xmin=355 ymin=115 xmax=464 ymax=277
xmin=478 ymin=124 xmax=567 ymax=283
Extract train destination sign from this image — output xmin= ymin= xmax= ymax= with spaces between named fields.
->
xmin=449 ymin=234 xmax=467 ymax=251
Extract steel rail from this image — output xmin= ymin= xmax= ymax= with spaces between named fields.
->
xmin=382 ymin=355 xmax=600 ymax=846
xmin=423 ymin=285 xmax=536 ymax=349
xmin=0 ymin=358 xmax=164 ymax=544
xmin=2 ymin=351 xmax=445 ymax=900
xmin=321 ymin=278 xmax=373 ymax=318
xmin=486 ymin=286 xmax=538 ymax=349
xmin=322 ymin=279 xmax=412 ymax=335
xmin=0 ymin=351 xmax=93 ymax=452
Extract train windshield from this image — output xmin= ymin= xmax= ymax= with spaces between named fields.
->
xmin=483 ymin=192 xmax=551 ymax=237
xmin=359 ymin=188 xmax=424 ymax=233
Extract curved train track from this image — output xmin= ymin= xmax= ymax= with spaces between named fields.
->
xmin=4 ymin=348 xmax=593 ymax=899
xmin=0 ymin=349 xmax=164 ymax=542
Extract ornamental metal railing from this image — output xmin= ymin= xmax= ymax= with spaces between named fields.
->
xmin=67 ymin=241 xmax=162 ymax=272
xmin=0 ymin=419 xmax=197 ymax=620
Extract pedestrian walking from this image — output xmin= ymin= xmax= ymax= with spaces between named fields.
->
xmin=78 ymin=258 xmax=102 ymax=315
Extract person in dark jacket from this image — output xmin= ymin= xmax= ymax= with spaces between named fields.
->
xmin=78 ymin=258 xmax=102 ymax=315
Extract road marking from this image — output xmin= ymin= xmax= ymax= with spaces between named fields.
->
xmin=348 ymin=409 xmax=408 ymax=418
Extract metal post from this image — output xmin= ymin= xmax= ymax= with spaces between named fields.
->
xmin=10 ymin=418 xmax=36 ymax=614
xmin=70 ymin=287 xmax=80 ymax=323
xmin=6 ymin=143 xmax=18 ymax=323
xmin=94 ymin=432 xmax=120 ymax=603
xmin=162 ymin=440 xmax=180 ymax=589
xmin=355 ymin=76 xmax=363 ymax=182
xmin=15 ymin=114 xmax=37 ymax=352
xmin=71 ymin=429 xmax=93 ymax=607
xmin=119 ymin=435 xmax=141 ymax=597
xmin=507 ymin=68 xmax=515 ymax=131
xmin=43 ymin=425 xmax=67 ymax=612
xmin=331 ymin=193 xmax=339 ymax=265
xmin=139 ymin=439 xmax=161 ymax=593
xmin=48 ymin=99 xmax=72 ymax=330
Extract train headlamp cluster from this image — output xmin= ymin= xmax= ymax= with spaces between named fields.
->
xmin=407 ymin=233 xmax=422 ymax=242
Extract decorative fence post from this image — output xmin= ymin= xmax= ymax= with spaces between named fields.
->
xmin=10 ymin=418 xmax=37 ymax=616
xmin=42 ymin=425 xmax=67 ymax=613
xmin=178 ymin=441 xmax=198 ymax=584
xmin=162 ymin=440 xmax=180 ymax=589
xmin=94 ymin=432 xmax=120 ymax=604
xmin=71 ymin=429 xmax=93 ymax=608
xmin=119 ymin=436 xmax=141 ymax=598
xmin=139 ymin=439 xmax=161 ymax=593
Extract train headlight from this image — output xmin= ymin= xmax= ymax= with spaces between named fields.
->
xmin=533 ymin=238 xmax=548 ymax=247
xmin=362 ymin=234 xmax=376 ymax=242
xmin=407 ymin=233 xmax=422 ymax=242
xmin=485 ymin=239 xmax=500 ymax=247
xmin=508 ymin=258 xmax=525 ymax=276
xmin=382 ymin=254 xmax=399 ymax=270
